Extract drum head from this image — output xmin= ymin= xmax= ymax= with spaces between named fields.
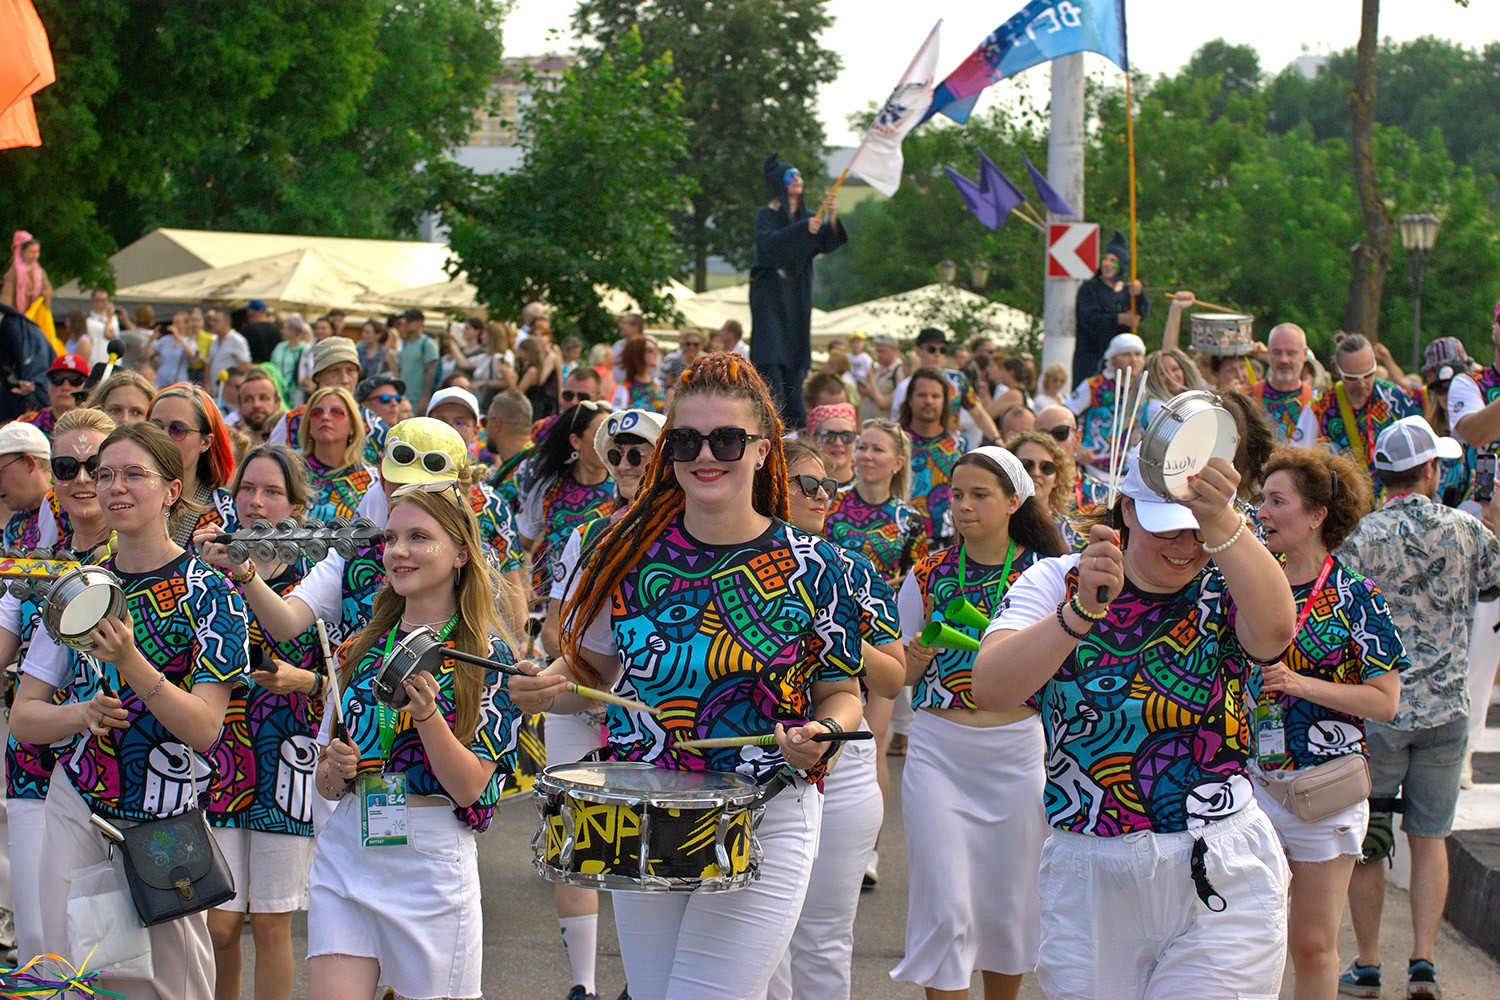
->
xmin=1156 ymin=406 xmax=1240 ymax=500
xmin=58 ymin=584 xmax=116 ymax=635
xmin=539 ymin=761 xmax=757 ymax=802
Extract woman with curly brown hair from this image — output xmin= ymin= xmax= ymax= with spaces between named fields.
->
xmin=1006 ymin=428 xmax=1081 ymax=552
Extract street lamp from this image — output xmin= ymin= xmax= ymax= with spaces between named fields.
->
xmin=1398 ymin=212 xmax=1441 ymax=374
xmin=937 ymin=259 xmax=957 ymax=285
xmin=970 ymin=261 xmax=991 ymax=290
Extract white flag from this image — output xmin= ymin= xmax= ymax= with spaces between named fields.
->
xmin=846 ymin=21 xmax=942 ymax=197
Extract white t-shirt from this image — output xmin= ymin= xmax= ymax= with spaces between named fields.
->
xmin=847 ymin=350 xmax=873 ymax=383
xmin=1448 ymin=372 xmax=1493 ymax=448
xmin=286 ymin=551 xmax=347 ymax=626
xmin=206 ymin=330 xmax=251 ymax=386
xmin=85 ymin=311 xmax=119 ymax=363
xmin=548 ymin=526 xmax=585 ymax=602
xmin=985 ymin=553 xmax=1080 ymax=638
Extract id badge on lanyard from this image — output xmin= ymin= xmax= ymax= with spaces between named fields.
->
xmin=361 ymin=701 xmax=408 ymax=847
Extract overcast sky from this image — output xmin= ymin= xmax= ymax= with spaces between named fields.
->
xmin=500 ymin=1 xmax=1497 ymax=145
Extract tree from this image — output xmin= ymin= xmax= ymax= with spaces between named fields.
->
xmin=571 ymin=0 xmax=841 ymax=291
xmin=440 ymin=31 xmax=693 ymax=340
xmin=1344 ymin=0 xmax=1393 ymax=340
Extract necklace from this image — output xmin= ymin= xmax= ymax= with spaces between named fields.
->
xmin=401 ymin=613 xmax=458 ymax=631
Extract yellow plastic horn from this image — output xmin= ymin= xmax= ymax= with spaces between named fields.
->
xmin=919 ymin=620 xmax=981 ymax=652
xmin=942 ymin=598 xmax=991 ymax=631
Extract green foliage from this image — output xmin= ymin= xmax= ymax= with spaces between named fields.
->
xmin=571 ymin=0 xmax=841 ymax=289
xmin=0 ymin=1 xmax=507 ymax=287
xmin=440 ymin=31 xmax=693 ymax=340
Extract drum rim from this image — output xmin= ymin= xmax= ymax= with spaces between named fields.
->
xmin=42 ymin=566 xmax=124 ymax=650
xmin=1139 ymin=393 xmax=1239 ymax=500
xmin=535 ymin=760 xmax=763 ymax=807
xmin=533 ymin=857 xmax=759 ymax=893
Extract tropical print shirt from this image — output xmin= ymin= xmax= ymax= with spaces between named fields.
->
xmin=1247 ymin=379 xmax=1314 ymax=445
xmin=992 ymin=555 xmax=1262 ymax=836
xmin=517 ymin=466 xmax=616 ymax=598
xmin=340 ymin=631 xmax=522 ymax=831
xmin=1339 ymin=494 xmax=1500 ymax=729
xmin=1257 ymin=559 xmax=1408 ymax=771
xmin=579 ymin=515 xmax=862 ymax=785
xmin=899 ymin=544 xmax=1041 ymax=710
xmin=1295 ymin=379 xmax=1423 ymax=500
xmin=22 ymin=553 xmax=250 ymax=823
xmin=824 ymin=486 xmax=928 ymax=585
xmin=905 ymin=427 xmax=963 ymax=547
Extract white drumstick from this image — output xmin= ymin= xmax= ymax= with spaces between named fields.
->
xmin=315 ymin=619 xmax=346 ymax=732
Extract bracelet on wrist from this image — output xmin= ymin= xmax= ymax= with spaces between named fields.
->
xmin=1055 ymin=600 xmax=1090 ymax=641
xmin=1069 ymin=594 xmax=1107 ymax=622
xmin=138 ymin=673 xmax=167 ymax=701
xmin=817 ymin=716 xmax=844 ymax=736
xmin=228 ymin=564 xmax=256 ymax=585
xmin=413 ymin=707 xmax=439 ymax=724
xmin=1202 ymin=516 xmax=1248 ymax=556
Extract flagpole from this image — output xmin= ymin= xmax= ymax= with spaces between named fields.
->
xmin=1125 ymin=66 xmax=1139 ymax=317
xmin=814 ymin=167 xmax=851 ymax=223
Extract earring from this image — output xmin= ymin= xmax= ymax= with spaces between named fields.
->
xmin=567 ymin=450 xmax=579 ymax=464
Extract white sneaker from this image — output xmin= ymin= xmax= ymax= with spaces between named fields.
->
xmin=863 ymin=852 xmax=879 ymax=889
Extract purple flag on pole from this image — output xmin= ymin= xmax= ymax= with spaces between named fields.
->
xmin=977 ymin=150 xmax=1028 ymax=225
xmin=945 ymin=167 xmax=1004 ymax=230
xmin=1020 ymin=149 xmax=1077 ymax=217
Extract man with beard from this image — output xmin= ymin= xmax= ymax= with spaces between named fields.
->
xmin=900 ymin=367 xmax=964 ymax=549
xmin=1247 ymin=322 xmax=1314 ymax=444
xmin=235 ymin=367 xmax=284 ymax=443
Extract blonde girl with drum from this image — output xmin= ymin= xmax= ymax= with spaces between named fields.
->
xmin=892 ymin=447 xmax=1065 ymax=1000
xmin=12 ymin=422 xmax=250 ymax=999
xmin=309 ymin=484 xmax=523 ymax=1000
xmin=512 ymin=354 xmax=864 ymax=1000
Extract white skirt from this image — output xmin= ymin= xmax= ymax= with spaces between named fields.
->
xmin=892 ymin=710 xmax=1047 ymax=989
xmin=307 ymin=796 xmax=482 ymax=999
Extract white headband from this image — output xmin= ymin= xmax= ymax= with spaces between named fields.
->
xmin=965 ymin=446 xmax=1035 ymax=506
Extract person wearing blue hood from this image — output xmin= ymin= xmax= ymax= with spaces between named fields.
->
xmin=1072 ymin=229 xmax=1148 ymax=388
xmin=750 ymin=152 xmax=847 ymax=429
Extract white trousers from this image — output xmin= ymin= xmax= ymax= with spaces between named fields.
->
xmin=39 ymin=774 xmax=215 ymax=1000
xmin=766 ymin=725 xmax=883 ymax=1000
xmin=612 ymin=778 xmax=823 ymax=1000
xmin=1035 ymin=802 xmax=1290 ymax=1000
xmin=1468 ymin=599 xmax=1500 ymax=747
xmin=6 ymin=797 xmax=45 ymax=962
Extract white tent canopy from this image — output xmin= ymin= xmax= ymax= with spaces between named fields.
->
xmin=813 ymin=283 xmax=1033 ymax=348
xmin=112 ymin=248 xmax=396 ymax=314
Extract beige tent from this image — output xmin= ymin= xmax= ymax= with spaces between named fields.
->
xmin=595 ymin=279 xmax=732 ymax=332
xmin=813 ymin=283 xmax=1033 ymax=347
xmin=360 ymin=275 xmax=480 ymax=313
xmin=692 ymin=281 xmax=832 ymax=332
xmin=59 ymin=227 xmax=457 ymax=299
xmin=112 ymin=248 xmax=394 ymax=314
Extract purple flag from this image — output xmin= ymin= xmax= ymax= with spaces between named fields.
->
xmin=1021 ymin=150 xmax=1077 ymax=217
xmin=945 ymin=167 xmax=1004 ymax=230
xmin=977 ymin=150 xmax=1028 ymax=225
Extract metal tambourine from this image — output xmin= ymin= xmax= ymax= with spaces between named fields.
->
xmin=41 ymin=565 xmax=126 ymax=652
xmin=372 ymin=625 xmax=447 ymax=710
xmin=1189 ymin=312 xmax=1256 ymax=357
xmin=215 ymin=516 xmax=380 ymax=565
xmin=1137 ymin=390 xmax=1241 ymax=501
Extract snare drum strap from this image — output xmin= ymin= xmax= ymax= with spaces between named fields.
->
xmin=1333 ymin=383 xmax=1372 ymax=470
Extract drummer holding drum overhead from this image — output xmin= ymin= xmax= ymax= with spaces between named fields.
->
xmin=512 ymin=354 xmax=865 ymax=1000
xmin=11 ymin=421 xmax=251 ymax=998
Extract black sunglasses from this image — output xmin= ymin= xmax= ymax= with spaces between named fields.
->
xmin=1042 ymin=425 xmax=1073 ymax=443
xmin=791 ymin=474 xmax=838 ymax=499
xmin=662 ymin=426 xmax=764 ymax=463
xmin=49 ymin=373 xmax=86 ymax=389
xmin=607 ymin=446 xmax=649 ymax=468
xmin=918 ymin=343 xmax=945 ymax=353
xmin=561 ymin=389 xmax=593 ymax=403
xmin=1021 ymin=458 xmax=1058 ymax=477
xmin=816 ymin=429 xmax=858 ymax=445
xmin=51 ymin=454 xmax=101 ymax=481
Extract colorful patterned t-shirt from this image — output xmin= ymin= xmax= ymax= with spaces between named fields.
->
xmin=1248 ymin=380 xmax=1313 ymax=445
xmin=1257 ymin=559 xmax=1408 ymax=771
xmin=1295 ymin=380 xmax=1423 ymax=497
xmin=340 ymin=631 xmax=522 ymax=831
xmin=824 ymin=486 xmax=928 ymax=585
xmin=991 ymin=555 xmax=1261 ymax=836
xmin=518 ymin=468 xmax=616 ymax=596
xmin=839 ymin=547 xmax=901 ymax=647
xmin=580 ymin=515 xmax=863 ymax=784
xmin=1067 ymin=373 xmax=1148 ymax=473
xmin=899 ymin=544 xmax=1041 ymax=710
xmin=23 ymin=552 xmax=250 ymax=823
xmin=906 ymin=428 xmax=963 ymax=547
xmin=303 ymin=457 xmax=376 ymax=526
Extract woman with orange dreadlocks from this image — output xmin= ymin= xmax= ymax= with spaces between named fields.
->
xmin=148 ymin=383 xmax=240 ymax=544
xmin=513 ymin=354 xmax=866 ymax=1000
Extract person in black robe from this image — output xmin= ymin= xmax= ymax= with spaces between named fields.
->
xmin=750 ymin=152 xmax=847 ymax=430
xmin=1072 ymin=228 xmax=1147 ymax=388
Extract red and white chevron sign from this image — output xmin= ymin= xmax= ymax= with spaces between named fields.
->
xmin=1047 ymin=223 xmax=1099 ymax=279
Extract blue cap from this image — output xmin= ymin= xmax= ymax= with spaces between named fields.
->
xmin=247 ymin=299 xmax=268 ymax=311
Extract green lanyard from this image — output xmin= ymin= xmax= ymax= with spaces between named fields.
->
xmin=957 ymin=538 xmax=1016 ymax=610
xmin=375 ymin=614 xmax=459 ymax=763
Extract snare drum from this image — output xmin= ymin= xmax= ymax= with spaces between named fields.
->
xmin=533 ymin=761 xmax=763 ymax=893
xmin=40 ymin=566 xmax=126 ymax=652
xmin=372 ymin=626 xmax=446 ymax=710
xmin=1137 ymin=390 xmax=1241 ymax=501
xmin=1190 ymin=312 xmax=1255 ymax=356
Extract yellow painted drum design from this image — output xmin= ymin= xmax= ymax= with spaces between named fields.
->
xmin=533 ymin=761 xmax=763 ymax=892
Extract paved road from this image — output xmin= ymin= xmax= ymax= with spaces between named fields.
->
xmin=252 ymin=757 xmax=1500 ymax=999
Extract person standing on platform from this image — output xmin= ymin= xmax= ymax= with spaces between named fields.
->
xmin=1072 ymin=230 xmax=1147 ymax=388
xmin=750 ymin=153 xmax=847 ymax=431
xmin=1248 ymin=323 xmax=1315 ymax=444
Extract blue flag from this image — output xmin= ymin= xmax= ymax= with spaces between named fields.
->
xmin=1021 ymin=149 xmax=1077 ymax=217
xmin=945 ymin=167 xmax=1004 ymax=230
xmin=977 ymin=150 xmax=1028 ymax=225
xmin=923 ymin=0 xmax=1129 ymax=125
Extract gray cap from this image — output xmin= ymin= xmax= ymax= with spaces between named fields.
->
xmin=1373 ymin=415 xmax=1463 ymax=472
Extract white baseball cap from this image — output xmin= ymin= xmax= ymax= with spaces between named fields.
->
xmin=1373 ymin=415 xmax=1462 ymax=472
xmin=426 ymin=386 xmax=481 ymax=422
xmin=0 ymin=422 xmax=51 ymax=459
xmin=1119 ymin=445 xmax=1199 ymax=533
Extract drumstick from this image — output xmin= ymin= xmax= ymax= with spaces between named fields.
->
xmin=314 ymin=619 xmax=350 ymax=745
xmin=1160 ymin=293 xmax=1237 ymax=313
xmin=674 ymin=731 xmax=875 ymax=750
xmin=438 ymin=646 xmax=661 ymax=716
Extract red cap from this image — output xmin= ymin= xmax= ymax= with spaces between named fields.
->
xmin=49 ymin=354 xmax=90 ymax=377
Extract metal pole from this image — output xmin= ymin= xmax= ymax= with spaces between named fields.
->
xmin=1043 ymin=54 xmax=1086 ymax=382
xmin=1410 ymin=253 xmax=1424 ymax=375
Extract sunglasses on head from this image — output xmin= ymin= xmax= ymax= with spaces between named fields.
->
xmin=791 ymin=474 xmax=838 ymax=499
xmin=816 ymin=429 xmax=857 ymax=445
xmin=1021 ymin=458 xmax=1058 ymax=477
xmin=662 ymin=426 xmax=764 ymax=463
xmin=387 ymin=441 xmax=457 ymax=476
xmin=560 ymin=389 xmax=593 ymax=403
xmin=49 ymin=373 xmax=86 ymax=389
xmin=149 ymin=418 xmax=202 ymax=442
xmin=391 ymin=479 xmax=464 ymax=502
xmin=51 ymin=454 xmax=101 ymax=482
xmin=607 ymin=446 xmax=649 ymax=468
xmin=1042 ymin=425 xmax=1073 ymax=443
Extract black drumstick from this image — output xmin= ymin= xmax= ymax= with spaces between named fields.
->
xmin=812 ymin=730 xmax=874 ymax=743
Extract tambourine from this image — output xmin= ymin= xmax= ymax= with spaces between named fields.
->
xmin=1137 ymin=390 xmax=1241 ymax=501
xmin=41 ymin=565 xmax=126 ymax=652
xmin=1190 ymin=313 xmax=1255 ymax=357
xmin=372 ymin=627 xmax=447 ymax=710
xmin=213 ymin=516 xmax=380 ymax=565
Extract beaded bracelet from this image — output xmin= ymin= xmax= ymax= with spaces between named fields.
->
xmin=228 ymin=564 xmax=256 ymax=586
xmin=1069 ymin=594 xmax=1107 ymax=622
xmin=1055 ymin=601 xmax=1090 ymax=641
xmin=1202 ymin=517 xmax=1247 ymax=556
